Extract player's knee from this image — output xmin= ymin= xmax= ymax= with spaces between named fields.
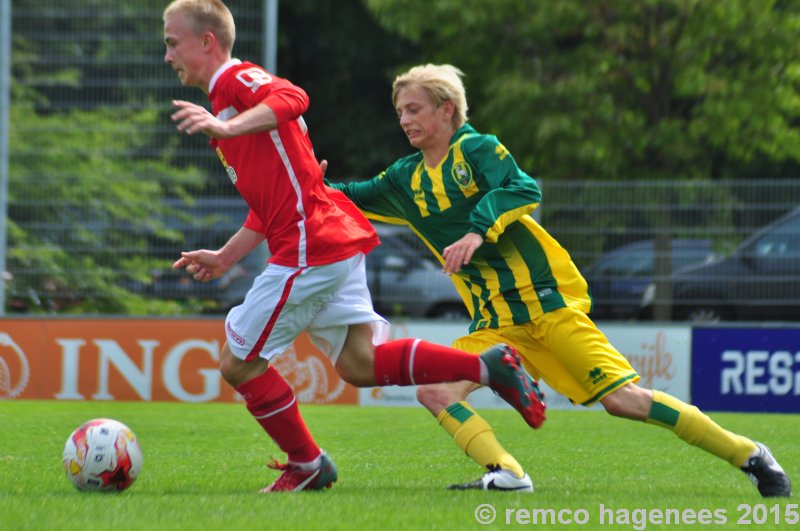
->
xmin=601 ymin=394 xmax=629 ymax=418
xmin=219 ymin=343 xmax=265 ymax=388
xmin=600 ymin=384 xmax=651 ymax=420
xmin=218 ymin=347 xmax=239 ymax=385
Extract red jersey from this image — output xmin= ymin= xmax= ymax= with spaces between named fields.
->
xmin=208 ymin=60 xmax=379 ymax=267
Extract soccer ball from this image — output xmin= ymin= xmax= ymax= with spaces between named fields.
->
xmin=62 ymin=418 xmax=143 ymax=492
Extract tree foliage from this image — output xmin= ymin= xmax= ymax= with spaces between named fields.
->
xmin=363 ymin=0 xmax=800 ymax=182
xmin=278 ymin=0 xmax=418 ymax=178
xmin=6 ymin=0 xmax=420 ymax=314
xmin=8 ymin=1 xmax=208 ymax=314
xmin=7 ymin=95 xmax=207 ymax=314
xmin=7 ymin=0 xmax=800 ymax=315
xmin=363 ymin=0 xmax=800 ymax=319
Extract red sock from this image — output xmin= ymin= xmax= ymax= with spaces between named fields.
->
xmin=236 ymin=366 xmax=321 ymax=463
xmin=373 ymin=338 xmax=481 ymax=386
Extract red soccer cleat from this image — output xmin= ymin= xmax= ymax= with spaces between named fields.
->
xmin=480 ymin=344 xmax=546 ymax=429
xmin=261 ymin=452 xmax=338 ymax=493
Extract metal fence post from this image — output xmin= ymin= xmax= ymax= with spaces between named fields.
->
xmin=263 ymin=0 xmax=278 ymax=74
xmin=0 ymin=0 xmax=11 ymax=315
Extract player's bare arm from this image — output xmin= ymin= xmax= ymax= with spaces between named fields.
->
xmin=171 ymin=99 xmax=279 ymax=138
xmin=442 ymin=232 xmax=484 ymax=274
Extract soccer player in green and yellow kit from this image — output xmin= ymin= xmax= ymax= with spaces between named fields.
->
xmin=326 ymin=63 xmax=790 ymax=497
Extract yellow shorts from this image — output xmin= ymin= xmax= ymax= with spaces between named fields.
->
xmin=453 ymin=306 xmax=639 ymax=406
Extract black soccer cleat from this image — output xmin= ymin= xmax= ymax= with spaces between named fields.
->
xmin=741 ymin=443 xmax=791 ymax=497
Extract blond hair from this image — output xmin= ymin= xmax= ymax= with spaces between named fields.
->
xmin=392 ymin=64 xmax=468 ymax=129
xmin=163 ymin=0 xmax=236 ymax=53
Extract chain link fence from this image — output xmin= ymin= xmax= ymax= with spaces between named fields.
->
xmin=5 ymin=2 xmax=800 ymax=321
xmin=7 ymin=1 xmax=264 ymax=314
xmin=542 ymin=180 xmax=800 ymax=322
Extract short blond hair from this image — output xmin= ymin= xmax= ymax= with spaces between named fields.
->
xmin=163 ymin=0 xmax=236 ymax=53
xmin=392 ymin=64 xmax=468 ymax=129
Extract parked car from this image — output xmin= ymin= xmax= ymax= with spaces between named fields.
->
xmin=366 ymin=224 xmax=469 ymax=320
xmin=582 ymin=239 xmax=714 ymax=320
xmin=640 ymin=207 xmax=800 ymax=322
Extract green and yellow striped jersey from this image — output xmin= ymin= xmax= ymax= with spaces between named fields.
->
xmin=328 ymin=124 xmax=592 ymax=332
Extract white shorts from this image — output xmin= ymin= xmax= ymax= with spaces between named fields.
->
xmin=225 ymin=252 xmax=388 ymax=365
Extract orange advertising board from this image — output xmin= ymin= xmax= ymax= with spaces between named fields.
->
xmin=0 ymin=318 xmax=357 ymax=405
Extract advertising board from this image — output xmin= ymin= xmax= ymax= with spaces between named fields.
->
xmin=691 ymin=327 xmax=800 ymax=413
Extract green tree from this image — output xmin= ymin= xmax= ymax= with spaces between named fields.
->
xmin=7 ymin=0 xmax=419 ymax=314
xmin=8 ymin=1 xmax=209 ymax=314
xmin=363 ymin=0 xmax=800 ymax=182
xmin=364 ymin=0 xmax=800 ymax=318
xmin=7 ymin=92 xmax=205 ymax=314
xmin=278 ymin=0 xmax=418 ymax=178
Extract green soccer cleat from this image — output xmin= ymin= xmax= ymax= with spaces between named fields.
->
xmin=261 ymin=451 xmax=338 ymax=493
xmin=741 ymin=443 xmax=791 ymax=497
xmin=479 ymin=344 xmax=546 ymax=429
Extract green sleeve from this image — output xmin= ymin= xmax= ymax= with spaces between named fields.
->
xmin=464 ymin=135 xmax=542 ymax=243
xmin=325 ymin=169 xmax=410 ymax=225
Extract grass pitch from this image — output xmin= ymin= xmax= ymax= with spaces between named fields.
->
xmin=1 ymin=400 xmax=797 ymax=530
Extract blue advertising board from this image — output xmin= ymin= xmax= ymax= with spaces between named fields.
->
xmin=692 ymin=327 xmax=800 ymax=413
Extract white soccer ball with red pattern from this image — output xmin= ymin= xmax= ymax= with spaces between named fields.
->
xmin=62 ymin=418 xmax=143 ymax=492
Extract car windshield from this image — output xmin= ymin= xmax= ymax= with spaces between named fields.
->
xmin=752 ymin=214 xmax=800 ymax=258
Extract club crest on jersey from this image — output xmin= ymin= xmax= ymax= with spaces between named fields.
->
xmin=451 ymin=161 xmax=473 ymax=188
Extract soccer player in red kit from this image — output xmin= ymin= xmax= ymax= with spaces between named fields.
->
xmin=162 ymin=0 xmax=545 ymax=493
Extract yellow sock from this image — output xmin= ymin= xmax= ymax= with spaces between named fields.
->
xmin=646 ymin=390 xmax=756 ymax=467
xmin=437 ymin=401 xmax=525 ymax=478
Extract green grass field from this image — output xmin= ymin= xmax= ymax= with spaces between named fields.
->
xmin=1 ymin=400 xmax=797 ymax=530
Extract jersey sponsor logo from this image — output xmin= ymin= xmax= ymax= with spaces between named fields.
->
xmin=451 ymin=161 xmax=473 ymax=188
xmin=589 ymin=367 xmax=607 ymax=385
xmin=0 ymin=332 xmax=31 ymax=399
xmin=235 ymin=67 xmax=273 ymax=93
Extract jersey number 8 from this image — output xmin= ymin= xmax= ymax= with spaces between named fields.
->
xmin=236 ymin=68 xmax=273 ymax=93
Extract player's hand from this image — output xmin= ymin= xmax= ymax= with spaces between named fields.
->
xmin=442 ymin=232 xmax=484 ymax=274
xmin=171 ymin=100 xmax=231 ymax=138
xmin=319 ymin=159 xmax=328 ymax=177
xmin=172 ymin=250 xmax=227 ymax=282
